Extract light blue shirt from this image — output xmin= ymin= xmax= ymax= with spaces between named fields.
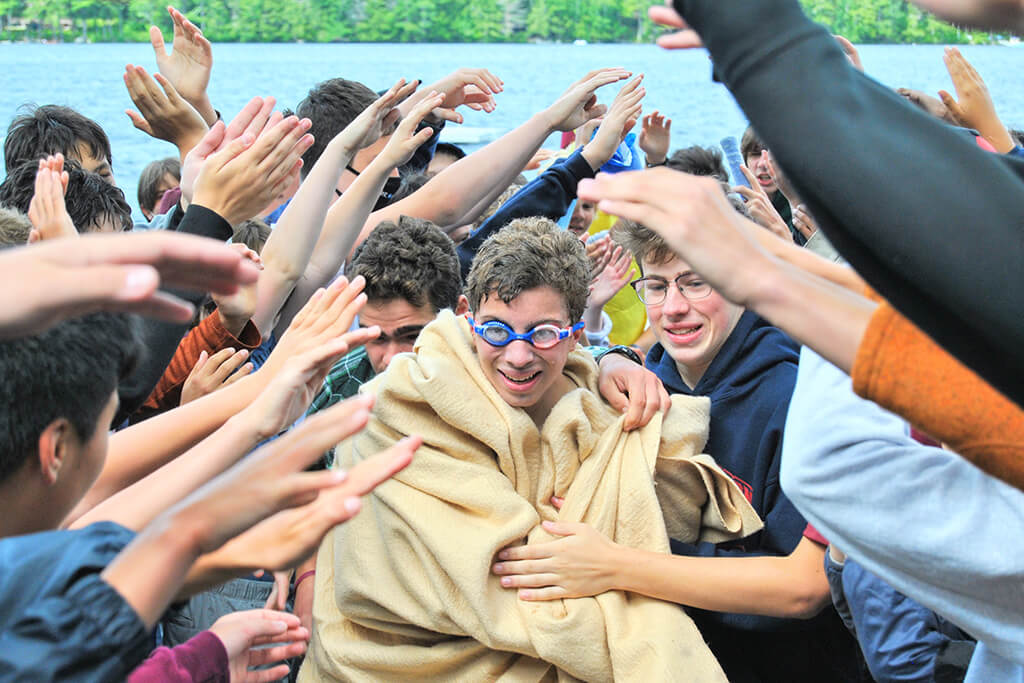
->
xmin=780 ymin=348 xmax=1024 ymax=679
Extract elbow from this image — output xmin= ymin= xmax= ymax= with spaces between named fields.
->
xmin=781 ymin=583 xmax=832 ymax=620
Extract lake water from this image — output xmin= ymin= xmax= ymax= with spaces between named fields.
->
xmin=0 ymin=42 xmax=1021 ymax=216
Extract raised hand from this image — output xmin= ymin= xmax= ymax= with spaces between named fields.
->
xmin=377 ymin=91 xmax=445 ymax=168
xmin=581 ymin=74 xmax=645 ymax=170
xmin=150 ymin=6 xmax=217 ymax=125
xmin=124 ymin=64 xmax=208 ymax=155
xmin=191 ymin=111 xmax=314 ymax=226
xmin=260 ymin=275 xmax=377 ymax=377
xmin=180 ymin=96 xmax=275 ymax=205
xmin=187 ymin=395 xmax=422 ymax=571
xmin=419 ymin=68 xmax=504 ymax=123
xmin=27 ymin=155 xmax=76 ymax=241
xmin=734 ymin=165 xmax=792 ymax=241
xmin=938 ymin=46 xmax=1015 ymax=153
xmin=523 ymin=147 xmax=559 ymax=171
xmin=239 ymin=322 xmax=379 ymax=440
xmin=346 ymin=78 xmax=420 ymax=152
xmin=588 ymin=244 xmax=636 ymax=310
xmin=543 ymin=68 xmax=632 ymax=133
xmin=792 ymin=204 xmax=820 ymax=241
xmin=180 ymin=348 xmax=253 ymax=406
xmin=0 ymin=231 xmax=260 ymax=337
xmin=638 ymin=110 xmax=672 ymax=165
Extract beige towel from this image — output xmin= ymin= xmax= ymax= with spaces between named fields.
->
xmin=301 ymin=311 xmax=761 ymax=682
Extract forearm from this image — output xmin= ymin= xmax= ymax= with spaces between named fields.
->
xmin=742 ymin=254 xmax=876 ymax=374
xmin=752 ymin=224 xmax=865 ymax=293
xmin=253 ymin=134 xmax=358 ymax=334
xmin=71 ymin=373 xmax=268 ymax=522
xmin=72 ymin=414 xmax=261 ymax=531
xmin=379 ymin=112 xmax=553 ymax=230
xmin=613 ymin=542 xmax=828 ymax=619
xmin=101 ymin=513 xmax=203 ymax=629
xmin=678 ymin=0 xmax=1024 ymax=405
xmin=273 ymin=154 xmax=390 ymax=335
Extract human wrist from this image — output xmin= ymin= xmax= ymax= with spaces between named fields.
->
xmin=580 ymin=142 xmax=612 ymax=173
xmin=192 ymin=95 xmax=218 ymax=128
xmin=645 ymin=155 xmax=667 ymax=167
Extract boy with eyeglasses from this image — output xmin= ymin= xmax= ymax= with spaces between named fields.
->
xmin=489 ymin=211 xmax=868 ymax=681
xmin=300 ymin=216 xmax=763 ymax=681
xmin=603 ymin=216 xmax=864 ymax=681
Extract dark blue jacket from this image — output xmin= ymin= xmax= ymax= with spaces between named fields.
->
xmin=648 ymin=312 xmax=866 ymax=681
xmin=828 ymin=553 xmax=975 ymax=683
xmin=649 ymin=311 xmax=805 ymax=575
xmin=0 ymin=522 xmax=151 ymax=681
xmin=456 ymin=148 xmax=595 ymax=281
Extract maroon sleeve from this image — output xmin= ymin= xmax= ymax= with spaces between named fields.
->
xmin=802 ymin=523 xmax=829 ymax=546
xmin=126 ymin=630 xmax=228 ymax=683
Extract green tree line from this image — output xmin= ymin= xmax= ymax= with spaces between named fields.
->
xmin=0 ymin=0 xmax=996 ymax=43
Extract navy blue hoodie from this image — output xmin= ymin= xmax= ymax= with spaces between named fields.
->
xmin=648 ymin=311 xmax=865 ymax=681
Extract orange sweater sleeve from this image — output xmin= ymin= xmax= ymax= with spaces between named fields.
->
xmin=852 ymin=300 xmax=1024 ymax=491
xmin=135 ymin=311 xmax=262 ymax=419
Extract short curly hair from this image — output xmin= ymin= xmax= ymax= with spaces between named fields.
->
xmin=466 ymin=217 xmax=589 ymax=323
xmin=347 ymin=215 xmax=461 ymax=312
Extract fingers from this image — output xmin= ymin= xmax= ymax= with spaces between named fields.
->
xmin=550 ymin=495 xmax=565 ymax=510
xmin=518 ymin=586 xmax=569 ymax=601
xmin=209 ymin=348 xmax=251 ymax=385
xmin=269 ymin=395 xmax=377 ymax=473
xmin=149 ymin=24 xmax=167 ymax=57
xmin=223 ymin=96 xmax=267 ymax=141
xmin=341 ymin=434 xmax=422 ymax=497
xmin=655 ymin=28 xmax=704 ymax=50
xmin=648 ymin=4 xmax=687 ymax=27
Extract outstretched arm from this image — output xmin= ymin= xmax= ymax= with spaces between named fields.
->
xmin=366 ymin=68 xmax=632 ymax=234
xmin=494 ymin=522 xmax=829 ymax=619
xmin=655 ymin=0 xmax=1024 ymax=407
xmin=271 ymin=91 xmax=442 ymax=335
xmin=251 ymin=79 xmax=417 ymax=336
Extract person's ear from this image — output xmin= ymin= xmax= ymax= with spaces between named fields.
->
xmin=37 ymin=418 xmax=73 ymax=486
xmin=455 ymin=295 xmax=470 ymax=316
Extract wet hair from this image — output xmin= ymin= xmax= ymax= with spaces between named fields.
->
xmin=388 ymin=172 xmax=431 ymax=204
xmin=137 ymin=157 xmax=181 ymax=213
xmin=667 ymin=145 xmax=729 ymax=183
xmin=0 ymin=312 xmax=142 ymax=483
xmin=0 ymin=207 xmax=33 ymax=248
xmin=348 ymin=215 xmax=461 ymax=312
xmin=4 ymin=104 xmax=112 ymax=175
xmin=740 ymin=125 xmax=765 ymax=162
xmin=296 ymin=78 xmax=380 ymax=177
xmin=232 ymin=219 xmax=271 ymax=255
xmin=433 ymin=142 xmax=466 ymax=161
xmin=0 ymin=159 xmax=132 ymax=233
xmin=466 ymin=216 xmax=589 ymax=323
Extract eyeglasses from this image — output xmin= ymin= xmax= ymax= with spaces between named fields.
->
xmin=468 ymin=318 xmax=584 ymax=350
xmin=630 ymin=274 xmax=713 ymax=306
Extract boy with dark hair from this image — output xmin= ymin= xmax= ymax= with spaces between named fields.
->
xmin=296 ymin=78 xmax=384 ymax=179
xmin=740 ymin=125 xmax=797 ymax=239
xmin=305 ymin=215 xmax=467 ymax=414
xmin=0 ymin=159 xmax=132 ymax=233
xmin=4 ymin=104 xmax=114 ymax=181
xmin=667 ymin=144 xmax=730 ymax=182
xmin=0 ymin=312 xmax=142 ymax=538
